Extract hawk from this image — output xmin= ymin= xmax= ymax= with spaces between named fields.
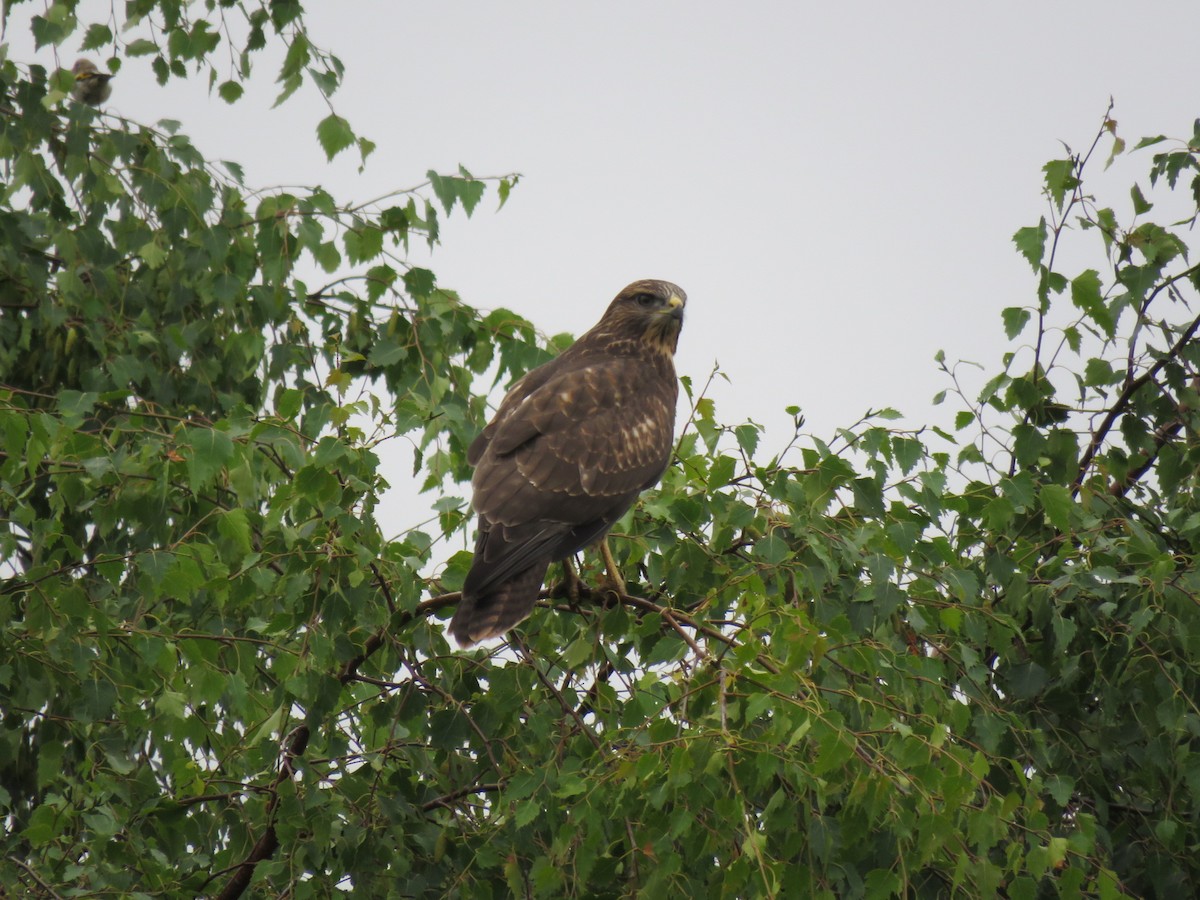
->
xmin=449 ymin=279 xmax=687 ymax=646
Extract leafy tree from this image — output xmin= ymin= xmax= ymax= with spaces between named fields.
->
xmin=2 ymin=4 xmax=1199 ymax=897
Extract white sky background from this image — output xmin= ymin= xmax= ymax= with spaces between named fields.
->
xmin=9 ymin=0 xmax=1200 ymax=539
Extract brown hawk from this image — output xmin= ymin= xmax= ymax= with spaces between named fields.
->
xmin=449 ymin=279 xmax=686 ymax=646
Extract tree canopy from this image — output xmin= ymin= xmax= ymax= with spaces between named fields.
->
xmin=2 ymin=4 xmax=1200 ymax=897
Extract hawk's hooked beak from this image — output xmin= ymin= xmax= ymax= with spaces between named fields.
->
xmin=664 ymin=294 xmax=685 ymax=321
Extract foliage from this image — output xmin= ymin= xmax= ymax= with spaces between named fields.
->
xmin=2 ymin=5 xmax=1200 ymax=898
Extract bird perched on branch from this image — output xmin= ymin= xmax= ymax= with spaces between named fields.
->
xmin=71 ymin=58 xmax=113 ymax=106
xmin=450 ymin=279 xmax=687 ymax=647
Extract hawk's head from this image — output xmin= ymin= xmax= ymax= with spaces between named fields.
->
xmin=598 ymin=279 xmax=687 ymax=355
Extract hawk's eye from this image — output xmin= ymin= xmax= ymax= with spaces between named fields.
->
xmin=632 ymin=292 xmax=658 ymax=308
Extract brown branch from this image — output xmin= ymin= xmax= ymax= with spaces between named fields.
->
xmin=211 ymin=577 xmax=719 ymax=897
xmin=212 ymin=816 xmax=280 ymax=899
xmin=214 ymin=587 xmax=460 ymax=898
xmin=519 ymin=638 xmax=602 ymax=750
xmin=1073 ymin=302 xmax=1200 ymax=496
xmin=420 ymin=782 xmax=503 ymax=813
xmin=346 ymin=672 xmax=407 ymax=689
xmin=1108 ymin=418 xmax=1184 ymax=499
xmin=337 ymin=591 xmax=460 ymax=683
xmin=399 ymin=657 xmax=506 ymax=774
xmin=6 ymin=856 xmax=65 ymax=900
xmin=611 ymin=589 xmax=780 ymax=675
xmin=661 ymin=606 xmax=710 ymax=662
xmin=175 ymin=786 xmax=274 ymax=808
xmin=370 ymin=561 xmax=397 ymax=615
xmin=211 ymin=725 xmax=309 ymax=900
xmin=575 ymin=658 xmax=615 ymax=718
xmin=1123 ymin=272 xmax=1200 ymax=393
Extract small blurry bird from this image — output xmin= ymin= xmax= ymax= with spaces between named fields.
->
xmin=71 ymin=58 xmax=113 ymax=106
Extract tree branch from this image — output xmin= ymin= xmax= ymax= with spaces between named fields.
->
xmin=1073 ymin=301 xmax=1200 ymax=496
xmin=214 ymin=584 xmax=461 ymax=898
xmin=7 ymin=856 xmax=65 ymax=900
xmin=421 ymin=782 xmax=503 ymax=813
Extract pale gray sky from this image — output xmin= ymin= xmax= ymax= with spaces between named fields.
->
xmin=11 ymin=0 xmax=1200 ymax=534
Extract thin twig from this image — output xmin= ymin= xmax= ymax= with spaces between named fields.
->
xmin=7 ymin=856 xmax=65 ymax=900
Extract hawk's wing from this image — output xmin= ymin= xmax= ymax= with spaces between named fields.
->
xmin=471 ymin=358 xmax=675 ymax=529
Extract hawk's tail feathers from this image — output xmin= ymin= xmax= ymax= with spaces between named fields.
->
xmin=449 ymin=561 xmax=550 ymax=647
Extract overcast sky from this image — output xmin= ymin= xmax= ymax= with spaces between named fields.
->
xmin=11 ymin=0 xmax=1200 ymax=535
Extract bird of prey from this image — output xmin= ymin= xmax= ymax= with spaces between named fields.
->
xmin=71 ymin=59 xmax=113 ymax=106
xmin=449 ymin=279 xmax=687 ymax=646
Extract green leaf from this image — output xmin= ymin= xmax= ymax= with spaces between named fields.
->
xmin=82 ymin=23 xmax=113 ymax=50
xmin=813 ymin=727 xmax=855 ymax=775
xmin=316 ymin=113 xmax=355 ymax=161
xmin=1130 ymin=182 xmax=1153 ymax=214
xmin=1012 ymin=218 xmax=1047 ymax=270
xmin=126 ymin=38 xmax=158 ymax=57
xmin=218 ymin=80 xmax=244 ymax=104
xmin=403 ymin=267 xmax=436 ymax=298
xmin=139 ymin=238 xmax=168 ymax=269
xmin=1104 ymin=134 xmax=1126 ymax=170
xmin=514 ymin=798 xmax=541 ymax=827
xmin=498 ymin=176 xmax=516 ymax=209
xmin=182 ymin=426 xmax=235 ymax=489
xmin=1006 ymin=661 xmax=1048 ymax=699
xmin=357 ymin=136 xmax=377 ymax=165
xmin=892 ymin=436 xmax=923 ymax=474
xmin=1002 ymin=306 xmax=1031 ymax=339
xmin=709 ymin=454 xmax=736 ymax=488
xmin=1044 ymin=775 xmax=1074 ymax=807
xmin=752 ymin=533 xmax=791 ymax=565
xmin=368 ymin=338 xmax=405 ymax=367
xmin=1062 ymin=324 xmax=1081 ymax=352
xmin=864 ymin=869 xmax=902 ymax=900
xmin=1070 ymin=269 xmax=1114 ymax=337
xmin=312 ymin=240 xmax=341 ymax=273
xmin=155 ymin=690 xmax=189 ymax=720
xmin=22 ymin=804 xmax=66 ymax=847
xmin=457 ymin=168 xmax=485 ymax=216
xmin=345 ymin=225 xmax=384 ymax=263
xmin=57 ymin=390 xmax=98 ymax=427
xmin=275 ymin=388 xmax=304 ymax=419
xmin=735 ymin=423 xmax=760 ymax=457
xmin=428 ymin=170 xmax=457 ymax=215
xmin=218 ymin=508 xmax=253 ymax=555
xmin=1129 ymin=222 xmax=1184 ymax=265
xmin=1039 ymin=483 xmax=1073 ymax=531
xmin=1084 ymin=358 xmax=1117 ymax=387
xmin=1043 ymin=158 xmax=1079 ymax=210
